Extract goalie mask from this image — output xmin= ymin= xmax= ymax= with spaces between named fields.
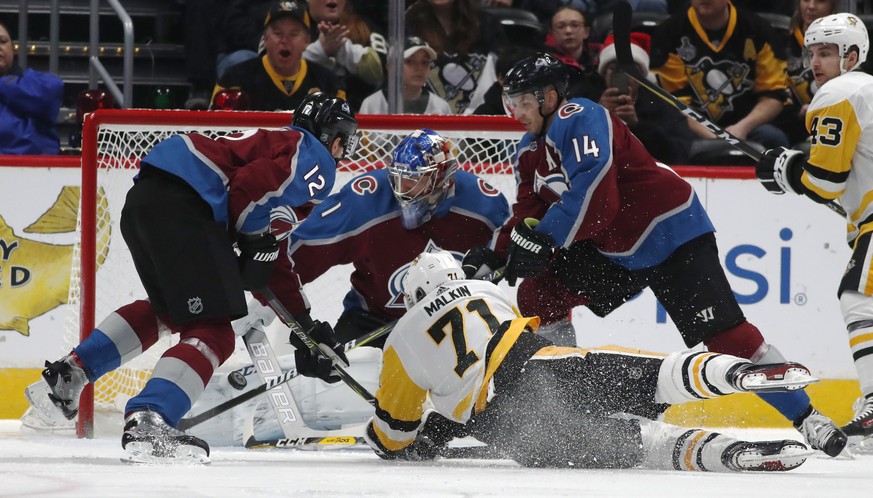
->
xmin=388 ymin=129 xmax=458 ymax=229
xmin=292 ymin=92 xmax=359 ymax=161
xmin=402 ymin=251 xmax=464 ymax=310
xmin=804 ymin=13 xmax=869 ymax=74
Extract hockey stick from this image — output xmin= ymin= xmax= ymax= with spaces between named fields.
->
xmin=240 ymin=326 xmax=310 ymax=439
xmin=610 ymin=2 xmax=847 ymax=218
xmin=259 ymin=287 xmax=377 ymax=405
xmin=177 ymin=318 xmax=395 ymax=431
xmin=178 ymin=267 xmax=506 ymax=431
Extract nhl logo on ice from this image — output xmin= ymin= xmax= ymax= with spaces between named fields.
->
xmin=188 ymin=297 xmax=203 ymax=315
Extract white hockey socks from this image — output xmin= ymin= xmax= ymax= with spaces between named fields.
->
xmin=654 ymin=351 xmax=746 ymax=404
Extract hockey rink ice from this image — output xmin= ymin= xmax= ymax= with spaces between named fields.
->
xmin=0 ymin=422 xmax=869 ymax=497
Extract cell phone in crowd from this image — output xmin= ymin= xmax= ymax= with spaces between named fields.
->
xmin=611 ymin=69 xmax=630 ymax=95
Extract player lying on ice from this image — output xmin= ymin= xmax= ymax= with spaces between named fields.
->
xmin=362 ymin=250 xmax=817 ymax=471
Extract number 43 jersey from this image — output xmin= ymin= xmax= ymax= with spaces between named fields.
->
xmin=372 ymin=279 xmax=538 ymax=447
xmin=803 ymin=71 xmax=873 ymax=244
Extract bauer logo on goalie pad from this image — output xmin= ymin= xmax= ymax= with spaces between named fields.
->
xmin=188 ymin=297 xmax=203 ymax=315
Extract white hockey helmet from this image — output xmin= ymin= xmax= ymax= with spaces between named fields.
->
xmin=402 ymin=250 xmax=464 ymax=310
xmin=804 ymin=13 xmax=869 ymax=73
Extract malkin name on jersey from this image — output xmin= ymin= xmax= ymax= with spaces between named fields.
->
xmin=423 ymin=285 xmax=472 ymax=317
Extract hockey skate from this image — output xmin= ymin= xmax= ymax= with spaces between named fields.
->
xmin=729 ymin=362 xmax=818 ymax=392
xmin=721 ymin=440 xmax=811 ymax=472
xmin=121 ymin=410 xmax=211 ymax=464
xmin=843 ymin=396 xmax=873 ymax=455
xmin=794 ymin=407 xmax=848 ymax=457
xmin=24 ymin=354 xmax=87 ymax=423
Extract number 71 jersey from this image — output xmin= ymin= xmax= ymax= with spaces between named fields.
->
xmin=378 ymin=280 xmax=532 ymax=426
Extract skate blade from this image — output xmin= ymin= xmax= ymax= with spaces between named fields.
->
xmin=120 ymin=441 xmax=211 ymax=465
xmin=735 ymin=445 xmax=813 ymax=471
xmin=740 ymin=369 xmax=819 ymax=392
xmin=846 ymin=435 xmax=873 ymax=457
xmin=23 ymin=381 xmax=74 ymax=426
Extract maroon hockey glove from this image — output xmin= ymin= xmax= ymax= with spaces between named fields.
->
xmin=505 ymin=218 xmax=554 ymax=286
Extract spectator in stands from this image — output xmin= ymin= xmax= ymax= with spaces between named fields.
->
xmin=405 ymin=0 xmax=509 ymax=114
xmin=305 ymin=0 xmax=386 ymax=111
xmin=776 ymin=0 xmax=839 ymax=144
xmin=472 ymin=45 xmax=537 ymax=115
xmin=213 ymin=1 xmax=346 ymax=111
xmin=359 ymin=37 xmax=451 ymax=115
xmin=215 ymin=0 xmax=274 ymax=81
xmin=508 ymin=1 xmax=668 ymax=26
xmin=598 ymin=32 xmax=693 ymax=164
xmin=650 ymin=0 xmax=791 ymax=150
xmin=544 ymin=6 xmax=606 ymax=100
xmin=0 ymin=21 xmax=63 ymax=155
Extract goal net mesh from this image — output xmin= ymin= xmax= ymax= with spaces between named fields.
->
xmin=69 ymin=110 xmax=522 ymax=435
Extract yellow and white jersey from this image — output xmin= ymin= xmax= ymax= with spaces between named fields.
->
xmin=370 ymin=279 xmax=537 ymax=451
xmin=803 ymin=71 xmax=873 ymax=242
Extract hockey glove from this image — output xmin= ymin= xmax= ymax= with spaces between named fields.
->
xmin=505 ymin=218 xmax=555 ymax=286
xmin=237 ymin=232 xmax=280 ymax=291
xmin=461 ymin=247 xmax=505 ymax=280
xmin=756 ymin=147 xmax=804 ymax=195
xmin=364 ymin=422 xmax=440 ymax=461
xmin=289 ymin=312 xmax=349 ymax=384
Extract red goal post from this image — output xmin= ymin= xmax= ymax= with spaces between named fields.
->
xmin=74 ymin=109 xmax=525 ymax=438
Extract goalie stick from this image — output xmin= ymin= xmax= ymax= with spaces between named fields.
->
xmin=177 ymin=318 xmax=394 ymax=431
xmin=260 ymin=287 xmax=377 ymax=405
xmin=610 ymin=1 xmax=847 ymax=219
xmin=177 ymin=267 xmax=506 ymax=431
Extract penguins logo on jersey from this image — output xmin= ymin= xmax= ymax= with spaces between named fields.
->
xmin=686 ymin=56 xmax=752 ymax=122
xmin=428 ymin=53 xmax=489 ymax=113
xmin=384 ymin=241 xmax=464 ymax=309
xmin=787 ymin=55 xmax=817 ymax=105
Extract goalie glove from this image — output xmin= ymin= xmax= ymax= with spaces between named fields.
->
xmin=461 ymin=247 xmax=505 ymax=280
xmin=505 ymin=218 xmax=555 ymax=286
xmin=289 ymin=312 xmax=349 ymax=384
xmin=756 ymin=147 xmax=804 ymax=195
xmin=237 ymin=231 xmax=280 ymax=291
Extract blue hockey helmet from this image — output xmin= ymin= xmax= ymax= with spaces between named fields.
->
xmin=388 ymin=129 xmax=458 ymax=229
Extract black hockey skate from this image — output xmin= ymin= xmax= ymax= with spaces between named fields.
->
xmin=794 ymin=406 xmax=848 ymax=457
xmin=121 ymin=410 xmax=211 ymax=464
xmin=729 ymin=362 xmax=817 ymax=392
xmin=24 ymin=354 xmax=87 ymax=421
xmin=721 ymin=440 xmax=810 ymax=472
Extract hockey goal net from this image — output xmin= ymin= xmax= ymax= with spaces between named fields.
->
xmin=71 ymin=109 xmax=523 ymax=437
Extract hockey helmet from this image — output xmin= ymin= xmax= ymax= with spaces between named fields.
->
xmin=388 ymin=129 xmax=458 ymax=229
xmin=804 ymin=13 xmax=869 ymax=73
xmin=402 ymin=250 xmax=464 ymax=310
xmin=502 ymin=52 xmax=569 ymax=108
xmin=292 ymin=92 xmax=359 ymax=160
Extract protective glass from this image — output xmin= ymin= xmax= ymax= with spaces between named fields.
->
xmin=502 ymin=92 xmax=540 ymax=118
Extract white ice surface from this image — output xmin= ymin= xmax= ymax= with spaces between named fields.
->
xmin=1 ymin=421 xmax=870 ymax=498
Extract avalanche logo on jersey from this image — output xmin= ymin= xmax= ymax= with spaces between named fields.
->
xmin=269 ymin=205 xmax=306 ymax=241
xmin=534 ymin=169 xmax=569 ymax=203
xmin=384 ymin=241 xmax=463 ymax=309
xmin=686 ymin=56 xmax=752 ymax=122
xmin=351 ymin=175 xmax=378 ymax=195
xmin=477 ymin=178 xmax=501 ymax=197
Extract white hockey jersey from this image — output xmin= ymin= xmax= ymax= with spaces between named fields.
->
xmin=369 ymin=279 xmax=538 ymax=451
xmin=802 ymin=71 xmax=873 ymax=243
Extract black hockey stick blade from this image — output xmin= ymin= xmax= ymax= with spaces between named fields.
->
xmin=611 ymin=2 xmax=847 ymax=218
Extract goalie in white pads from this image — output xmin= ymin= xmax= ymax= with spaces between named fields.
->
xmin=755 ymin=13 xmax=873 ymax=453
xmin=364 ymin=251 xmax=816 ymax=471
